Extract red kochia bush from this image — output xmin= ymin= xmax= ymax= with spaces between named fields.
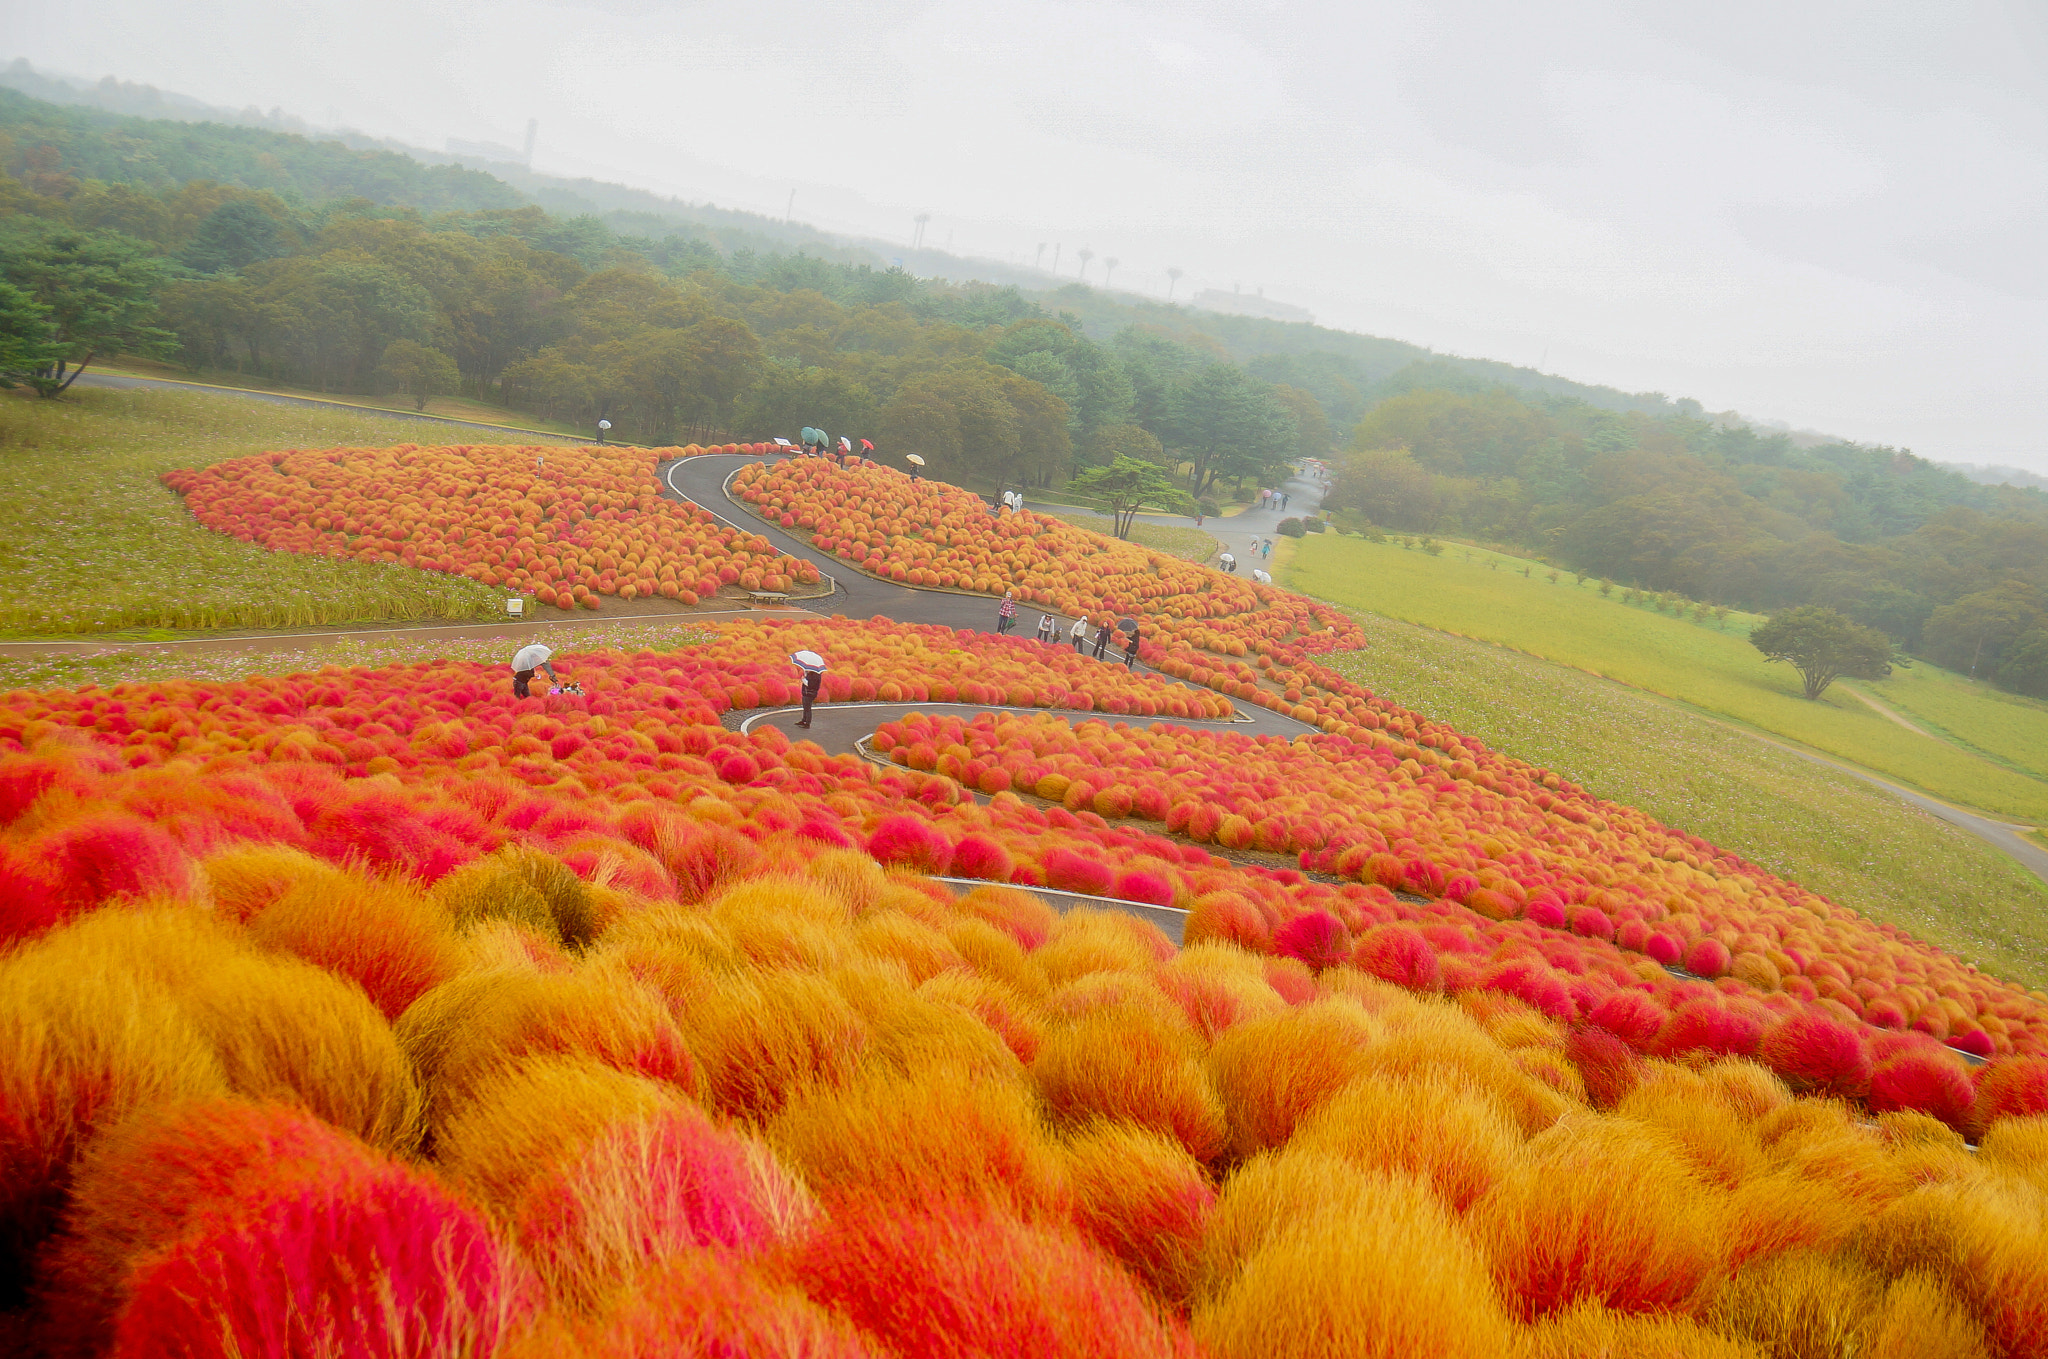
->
xmin=1113 ymin=870 xmax=1176 ymax=909
xmin=1971 ymin=1054 xmax=2048 ymax=1136
xmin=1587 ymin=990 xmax=1668 ymax=1049
xmin=1044 ymin=848 xmax=1116 ymax=898
xmin=1351 ymin=924 xmax=1443 ymax=992
xmin=0 ymin=843 xmax=59 ymax=945
xmin=110 ymin=1168 xmax=529 ymax=1358
xmin=1272 ymin=911 xmax=1351 ymax=972
xmin=791 ymin=1194 xmax=1196 ymax=1358
xmin=1867 ymin=1049 xmax=1975 ymax=1132
xmin=866 ymin=815 xmax=953 ymax=876
xmin=949 ymin=833 xmax=1015 ymax=882
xmin=26 ymin=814 xmax=198 ymax=917
xmin=1755 ymin=1011 xmax=1873 ymax=1101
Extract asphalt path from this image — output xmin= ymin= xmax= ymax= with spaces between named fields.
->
xmin=68 ymin=372 xmax=2046 ymax=890
xmin=1024 ymin=465 xmax=1330 ymax=579
xmin=658 ymin=452 xmax=1322 ymax=743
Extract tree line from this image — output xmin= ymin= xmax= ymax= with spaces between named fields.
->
xmin=0 ymin=166 xmax=1318 ymax=499
xmin=1322 ymin=387 xmax=2048 ymax=698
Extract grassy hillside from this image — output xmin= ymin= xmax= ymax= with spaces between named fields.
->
xmin=1320 ymin=607 xmax=2048 ymax=991
xmin=0 ymin=387 xmax=565 ymax=636
xmin=1867 ymin=662 xmax=2048 ymax=784
xmin=1287 ymin=533 xmax=2048 ymax=824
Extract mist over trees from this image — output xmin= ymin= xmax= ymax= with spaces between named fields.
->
xmin=1321 ymin=385 xmax=2048 ymax=698
xmin=5 ymin=80 xmax=2047 ymax=698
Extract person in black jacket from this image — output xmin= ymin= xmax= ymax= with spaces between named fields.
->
xmin=792 ymin=650 xmax=827 ymax=728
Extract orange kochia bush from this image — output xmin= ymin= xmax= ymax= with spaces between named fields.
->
xmin=5 ymin=632 xmax=2048 ymax=1352
xmin=163 ymin=442 xmax=819 ymax=609
xmin=885 ymin=710 xmax=2048 ymax=1063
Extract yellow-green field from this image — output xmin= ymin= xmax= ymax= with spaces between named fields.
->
xmin=1288 ymin=533 xmax=2048 ymax=824
xmin=0 ymin=386 xmax=575 ymax=637
xmin=1039 ymin=510 xmax=1219 ymax=563
xmin=96 ymin=361 xmax=596 ymax=440
xmin=1324 ymin=609 xmax=2048 ymax=991
xmin=1864 ymin=661 xmax=2048 ymax=784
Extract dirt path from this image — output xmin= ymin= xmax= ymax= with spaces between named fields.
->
xmin=1836 ymin=682 xmax=1935 ymax=737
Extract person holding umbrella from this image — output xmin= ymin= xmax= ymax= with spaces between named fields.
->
xmin=792 ymin=650 xmax=827 ymax=728
xmin=905 ymin=453 xmax=926 ymax=483
xmin=800 ymin=426 xmax=829 ymax=458
xmin=510 ymin=641 xmax=561 ymax=699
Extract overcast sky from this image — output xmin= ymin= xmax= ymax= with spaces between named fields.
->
xmin=11 ymin=0 xmax=2048 ymax=469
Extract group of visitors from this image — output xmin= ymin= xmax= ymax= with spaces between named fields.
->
xmin=998 ymin=592 xmax=1138 ymax=668
xmin=797 ymin=427 xmax=875 ymax=463
xmin=1256 ymin=488 xmax=1291 ymax=511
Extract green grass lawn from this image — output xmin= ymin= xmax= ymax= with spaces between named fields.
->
xmin=96 ymin=359 xmax=596 ymax=440
xmin=0 ymin=386 xmax=577 ymax=637
xmin=1863 ymin=662 xmax=2048 ymax=786
xmin=1039 ymin=510 xmax=1219 ymax=563
xmin=1287 ymin=533 xmax=2048 ymax=824
xmin=1320 ymin=610 xmax=2048 ymax=992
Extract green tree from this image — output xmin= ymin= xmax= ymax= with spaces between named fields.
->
xmin=1922 ymin=582 xmax=2046 ymax=680
xmin=1080 ymin=421 xmax=1167 ymax=469
xmin=374 ymin=338 xmax=459 ymax=410
xmin=1995 ymin=628 xmax=2048 ymax=699
xmin=1067 ymin=456 xmax=1193 ymax=538
xmin=1749 ymin=606 xmax=1894 ymax=700
xmin=1167 ymin=363 xmax=1296 ymax=495
xmin=180 ymin=198 xmax=290 ymax=275
xmin=0 ymin=279 xmax=59 ymax=386
xmin=0 ymin=226 xmax=174 ymax=394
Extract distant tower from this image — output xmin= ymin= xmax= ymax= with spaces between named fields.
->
xmin=522 ymin=119 xmax=538 ymax=166
xmin=913 ymin=213 xmax=931 ymax=248
xmin=1166 ymin=266 xmax=1183 ymax=301
xmin=1077 ymin=247 xmax=1094 ymax=280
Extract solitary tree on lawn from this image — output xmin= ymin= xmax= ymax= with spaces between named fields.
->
xmin=1066 ymin=455 xmax=1193 ymax=540
xmin=1749 ymin=606 xmax=1894 ymax=700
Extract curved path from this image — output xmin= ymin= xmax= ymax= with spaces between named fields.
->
xmin=659 ymin=452 xmax=1323 ymax=745
xmin=64 ymin=371 xmax=2045 ymax=891
xmin=1026 ymin=465 xmax=1330 ymax=578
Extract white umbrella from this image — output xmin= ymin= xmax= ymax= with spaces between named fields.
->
xmin=906 ymin=454 xmax=926 ymax=466
xmin=791 ymin=650 xmax=827 ymax=672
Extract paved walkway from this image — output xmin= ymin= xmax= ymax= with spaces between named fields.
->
xmin=1022 ymin=466 xmax=1329 ymax=579
xmin=659 ymin=453 xmax=1322 ymax=743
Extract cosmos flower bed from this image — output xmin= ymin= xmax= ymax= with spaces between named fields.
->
xmin=162 ymin=442 xmax=818 ymax=609
xmin=888 ymin=710 xmax=2048 ymax=1056
xmin=3 ymin=620 xmax=2048 ymax=1353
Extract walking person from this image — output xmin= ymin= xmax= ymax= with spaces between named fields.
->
xmin=1070 ymin=615 xmax=1089 ymax=653
xmin=1036 ymin=612 xmax=1057 ymax=644
xmin=792 ymin=650 xmax=827 ymax=729
xmin=1092 ymin=619 xmax=1114 ymax=659
xmin=510 ymin=641 xmax=560 ymax=699
xmin=1219 ymin=551 xmax=1236 ymax=574
xmin=996 ymin=591 xmax=1019 ymax=635
xmin=1262 ymin=539 xmax=1273 ymax=561
xmin=1122 ymin=624 xmax=1140 ymax=670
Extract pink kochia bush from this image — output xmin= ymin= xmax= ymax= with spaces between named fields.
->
xmin=111 ymin=1168 xmax=528 ymax=1358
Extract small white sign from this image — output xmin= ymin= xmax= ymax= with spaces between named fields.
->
xmin=506 ymin=598 xmax=524 ymax=617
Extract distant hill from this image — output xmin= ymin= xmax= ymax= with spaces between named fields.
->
xmin=1946 ymin=462 xmax=2048 ymax=492
xmin=2 ymin=60 xmax=1707 ymax=429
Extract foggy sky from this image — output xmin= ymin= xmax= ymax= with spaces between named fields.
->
xmin=10 ymin=0 xmax=2048 ymax=470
